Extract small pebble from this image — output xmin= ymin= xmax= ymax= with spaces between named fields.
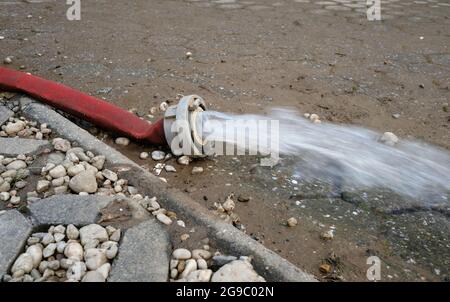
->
xmin=287 ymin=217 xmax=298 ymax=227
xmin=165 ymin=165 xmax=176 ymax=172
xmin=172 ymin=248 xmax=191 ymax=260
xmin=3 ymin=56 xmax=12 ymax=64
xmin=319 ymin=263 xmax=332 ymax=274
xmin=156 ymin=213 xmax=172 ymax=225
xmin=177 ymin=155 xmax=190 ymax=165
xmin=151 ymin=150 xmax=166 ymax=161
xmin=379 ymin=132 xmax=399 ymax=146
xmin=191 ymin=166 xmax=204 ymax=174
xmin=320 ymin=230 xmax=334 ymax=240
xmin=115 ymin=137 xmax=130 ymax=146
xmin=139 ymin=152 xmax=149 ymax=159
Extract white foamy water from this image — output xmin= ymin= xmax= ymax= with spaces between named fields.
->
xmin=198 ymin=108 xmax=450 ymax=201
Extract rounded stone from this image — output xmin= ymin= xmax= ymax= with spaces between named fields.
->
xmin=114 ymin=137 xmax=129 ymax=146
xmin=66 ymin=224 xmax=79 ymax=240
xmin=172 ymin=248 xmax=192 ymax=260
xmin=192 ymin=249 xmax=212 ymax=260
xmin=186 ymin=269 xmax=213 ymax=282
xmin=26 ymin=245 xmax=43 ymax=268
xmin=69 ymin=170 xmax=98 ymax=193
xmin=105 ymin=244 xmax=118 ymax=260
xmin=379 ymin=132 xmax=399 ymax=146
xmin=67 ymin=164 xmax=85 ymax=176
xmin=54 ymin=233 xmax=65 ymax=242
xmin=81 ymin=270 xmax=106 ymax=282
xmin=43 ymin=243 xmax=57 ymax=258
xmin=139 ymin=152 xmax=149 ymax=159
xmin=177 ymin=156 xmax=190 ymax=165
xmin=96 ymin=263 xmax=111 ymax=279
xmin=91 ymin=155 xmax=106 ymax=170
xmin=156 ymin=213 xmax=172 ymax=225
xmin=5 ymin=121 xmax=25 ymax=135
xmin=151 ymin=150 xmax=165 ymax=161
xmin=109 ymin=229 xmax=121 ymax=242
xmin=56 ymin=241 xmax=67 ymax=254
xmin=79 ymin=224 xmax=108 ymax=245
xmin=180 ymin=259 xmax=197 ymax=279
xmin=41 ymin=233 xmax=54 ymax=246
xmin=287 ymin=217 xmax=298 ymax=227
xmin=191 ymin=166 xmax=204 ymax=174
xmin=36 ymin=180 xmax=51 ymax=193
xmin=211 ymin=260 xmax=265 ymax=282
xmin=6 ymin=160 xmax=27 ymax=170
xmin=66 ymin=261 xmax=87 ymax=281
xmin=197 ymin=259 xmax=208 ymax=270
xmin=64 ymin=242 xmax=84 ymax=261
xmin=11 ymin=253 xmax=34 ymax=274
xmin=52 ymin=138 xmax=71 ymax=152
xmin=84 ymin=248 xmax=107 ymax=270
xmin=0 ymin=192 xmax=10 ymax=201
xmin=49 ymin=165 xmax=67 ymax=178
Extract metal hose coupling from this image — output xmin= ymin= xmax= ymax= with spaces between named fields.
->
xmin=163 ymin=95 xmax=213 ymax=157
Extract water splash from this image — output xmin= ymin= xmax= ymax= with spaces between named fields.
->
xmin=199 ymin=108 xmax=450 ymax=201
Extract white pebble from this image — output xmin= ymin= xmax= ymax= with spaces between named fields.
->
xmin=379 ymin=132 xmax=399 ymax=146
xmin=156 ymin=213 xmax=172 ymax=225
xmin=172 ymin=248 xmax=191 ymax=260
xmin=177 ymin=155 xmax=190 ymax=165
xmin=191 ymin=166 xmax=203 ymax=174
xmin=151 ymin=150 xmax=166 ymax=161
xmin=115 ymin=137 xmax=130 ymax=146
xmin=309 ymin=113 xmax=319 ymax=121
xmin=287 ymin=217 xmax=298 ymax=227
xmin=139 ymin=152 xmax=149 ymax=159
xmin=0 ymin=192 xmax=10 ymax=201
xmin=3 ymin=56 xmax=12 ymax=64
xmin=197 ymin=259 xmax=208 ymax=270
xmin=165 ymin=165 xmax=176 ymax=172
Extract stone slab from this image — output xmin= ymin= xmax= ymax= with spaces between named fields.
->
xmin=0 ymin=137 xmax=50 ymax=157
xmin=0 ymin=210 xmax=33 ymax=276
xmin=28 ymin=195 xmax=114 ymax=226
xmin=108 ymin=218 xmax=170 ymax=282
xmin=0 ymin=106 xmax=14 ymax=126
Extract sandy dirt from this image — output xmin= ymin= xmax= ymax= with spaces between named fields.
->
xmin=1 ymin=0 xmax=449 ymax=281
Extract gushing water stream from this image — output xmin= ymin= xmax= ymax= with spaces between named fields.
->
xmin=198 ymin=108 xmax=450 ymax=202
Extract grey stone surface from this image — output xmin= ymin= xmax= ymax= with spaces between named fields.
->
xmin=0 ymin=210 xmax=33 ymax=276
xmin=28 ymin=195 xmax=114 ymax=226
xmin=108 ymin=218 xmax=170 ymax=282
xmin=0 ymin=137 xmax=50 ymax=156
xmin=0 ymin=106 xmax=14 ymax=126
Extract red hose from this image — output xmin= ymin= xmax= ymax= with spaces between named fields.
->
xmin=0 ymin=67 xmax=166 ymax=145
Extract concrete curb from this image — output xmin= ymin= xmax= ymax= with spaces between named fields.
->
xmin=21 ymin=97 xmax=317 ymax=282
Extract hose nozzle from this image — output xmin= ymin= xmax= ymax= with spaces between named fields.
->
xmin=163 ymin=95 xmax=213 ymax=157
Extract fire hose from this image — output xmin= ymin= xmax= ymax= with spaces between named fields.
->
xmin=0 ymin=67 xmax=209 ymax=157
